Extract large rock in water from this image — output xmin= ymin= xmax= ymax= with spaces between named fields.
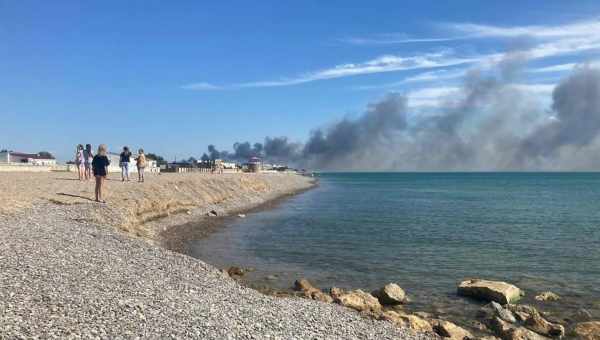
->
xmin=334 ymin=289 xmax=381 ymax=313
xmin=379 ymin=311 xmax=433 ymax=332
xmin=431 ymin=320 xmax=473 ymax=340
xmin=488 ymin=317 xmax=550 ymax=340
xmin=573 ymin=321 xmax=600 ymax=340
xmin=371 ymin=283 xmax=407 ymax=305
xmin=523 ymin=311 xmax=564 ymax=337
xmin=457 ymin=279 xmax=522 ymax=304
xmin=293 ymin=279 xmax=333 ymax=303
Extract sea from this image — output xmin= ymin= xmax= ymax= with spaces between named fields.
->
xmin=188 ymin=172 xmax=600 ymax=325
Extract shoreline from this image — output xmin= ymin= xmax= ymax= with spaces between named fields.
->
xmin=2 ymin=172 xmax=437 ymax=339
xmin=158 ymin=181 xmax=318 ymax=253
xmin=1 ymin=171 xmax=596 ymax=338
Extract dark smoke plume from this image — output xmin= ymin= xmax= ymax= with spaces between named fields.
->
xmin=203 ymin=65 xmax=600 ymax=170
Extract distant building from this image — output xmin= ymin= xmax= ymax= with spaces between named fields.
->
xmin=247 ymin=157 xmax=262 ymax=173
xmin=0 ymin=151 xmax=57 ymax=166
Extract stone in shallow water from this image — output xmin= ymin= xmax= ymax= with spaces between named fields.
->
xmin=457 ymin=279 xmax=522 ymax=304
xmin=431 ymin=319 xmax=473 ymax=340
xmin=523 ymin=311 xmax=564 ymax=337
xmin=371 ymin=283 xmax=407 ymax=305
xmin=334 ymin=289 xmax=381 ymax=313
xmin=490 ymin=301 xmax=517 ymax=323
xmin=379 ymin=311 xmax=433 ymax=332
xmin=534 ymin=291 xmax=560 ymax=302
xmin=293 ymin=279 xmax=333 ymax=303
xmin=573 ymin=321 xmax=600 ymax=340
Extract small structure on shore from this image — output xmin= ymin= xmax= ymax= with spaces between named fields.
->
xmin=247 ymin=157 xmax=262 ymax=173
xmin=0 ymin=150 xmax=56 ymax=166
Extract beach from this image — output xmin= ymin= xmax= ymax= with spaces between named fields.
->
xmin=0 ymin=171 xmax=436 ymax=339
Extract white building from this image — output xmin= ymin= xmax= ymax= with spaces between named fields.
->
xmin=0 ymin=151 xmax=57 ymax=166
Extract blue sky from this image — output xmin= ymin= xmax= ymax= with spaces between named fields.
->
xmin=2 ymin=1 xmax=600 ymax=161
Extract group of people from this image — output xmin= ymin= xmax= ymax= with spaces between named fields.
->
xmin=74 ymin=144 xmax=147 ymax=203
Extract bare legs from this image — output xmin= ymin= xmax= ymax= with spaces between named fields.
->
xmin=95 ymin=176 xmax=105 ymax=202
xmin=78 ymin=165 xmax=85 ymax=181
xmin=85 ymin=166 xmax=92 ymax=180
xmin=138 ymin=167 xmax=145 ymax=182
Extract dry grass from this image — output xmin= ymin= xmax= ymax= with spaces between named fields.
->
xmin=0 ymin=171 xmax=314 ymax=238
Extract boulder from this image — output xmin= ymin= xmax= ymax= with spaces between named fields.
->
xmin=572 ymin=308 xmax=593 ymax=322
xmin=573 ymin=321 xmax=600 ymax=340
xmin=488 ymin=317 xmax=550 ymax=340
xmin=227 ymin=266 xmax=244 ymax=276
xmin=293 ymin=279 xmax=333 ymax=303
xmin=507 ymin=304 xmax=539 ymax=322
xmin=334 ymin=289 xmax=381 ymax=313
xmin=479 ymin=337 xmax=501 ymax=340
xmin=523 ymin=311 xmax=564 ymax=337
xmin=534 ymin=292 xmax=560 ymax=302
xmin=431 ymin=320 xmax=473 ymax=340
xmin=329 ymin=287 xmax=345 ymax=300
xmin=504 ymin=327 xmax=551 ymax=340
xmin=490 ymin=301 xmax=517 ymax=323
xmin=380 ymin=311 xmax=433 ymax=332
xmin=488 ymin=317 xmax=514 ymax=336
xmin=371 ymin=283 xmax=407 ymax=305
xmin=457 ymin=279 xmax=522 ymax=304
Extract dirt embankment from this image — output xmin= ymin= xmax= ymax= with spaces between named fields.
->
xmin=0 ymin=171 xmax=316 ymax=240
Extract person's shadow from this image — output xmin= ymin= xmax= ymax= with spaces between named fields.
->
xmin=56 ymin=192 xmax=95 ymax=202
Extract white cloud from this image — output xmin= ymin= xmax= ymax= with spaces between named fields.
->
xmin=183 ymin=18 xmax=600 ymax=91
xmin=183 ymin=52 xmax=478 ymax=90
xmin=449 ymin=20 xmax=600 ymax=39
xmin=181 ymin=82 xmax=222 ymax=91
xmin=530 ymin=63 xmax=577 ymax=73
xmin=341 ymin=33 xmax=461 ymax=45
xmin=406 ymin=86 xmax=461 ymax=107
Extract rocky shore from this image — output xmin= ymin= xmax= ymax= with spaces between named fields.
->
xmin=231 ymin=274 xmax=598 ymax=339
xmin=0 ymin=172 xmax=437 ymax=339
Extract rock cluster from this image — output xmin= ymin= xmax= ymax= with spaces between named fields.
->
xmin=457 ymin=279 xmax=522 ymax=304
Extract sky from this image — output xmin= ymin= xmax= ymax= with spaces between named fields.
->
xmin=2 ymin=1 xmax=600 ymax=166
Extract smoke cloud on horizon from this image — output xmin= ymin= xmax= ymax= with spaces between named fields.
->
xmin=203 ymin=65 xmax=600 ymax=171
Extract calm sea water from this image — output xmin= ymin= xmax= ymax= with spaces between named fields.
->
xmin=189 ymin=173 xmax=600 ymax=322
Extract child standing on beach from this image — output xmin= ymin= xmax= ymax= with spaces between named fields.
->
xmin=120 ymin=146 xmax=132 ymax=182
xmin=92 ymin=144 xmax=110 ymax=203
xmin=83 ymin=144 xmax=94 ymax=181
xmin=136 ymin=149 xmax=146 ymax=182
xmin=75 ymin=144 xmax=85 ymax=181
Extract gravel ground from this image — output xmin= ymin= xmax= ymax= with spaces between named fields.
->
xmin=0 ymin=203 xmax=438 ymax=339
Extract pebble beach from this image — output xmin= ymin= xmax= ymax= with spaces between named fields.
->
xmin=0 ymin=171 xmax=437 ymax=339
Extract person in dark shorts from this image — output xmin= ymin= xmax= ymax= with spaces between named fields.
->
xmin=92 ymin=144 xmax=110 ymax=203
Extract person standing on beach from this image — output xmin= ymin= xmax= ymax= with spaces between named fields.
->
xmin=92 ymin=144 xmax=110 ymax=203
xmin=83 ymin=144 xmax=94 ymax=181
xmin=120 ymin=146 xmax=132 ymax=182
xmin=136 ymin=149 xmax=146 ymax=182
xmin=74 ymin=144 xmax=85 ymax=181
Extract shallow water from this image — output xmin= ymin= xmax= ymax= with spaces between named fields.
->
xmin=189 ymin=172 xmax=600 ymax=326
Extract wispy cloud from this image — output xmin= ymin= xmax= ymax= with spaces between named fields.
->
xmin=180 ymin=82 xmax=222 ymax=91
xmin=183 ymin=18 xmax=600 ymax=91
xmin=183 ymin=52 xmax=477 ymax=90
xmin=448 ymin=19 xmax=600 ymax=38
xmin=530 ymin=63 xmax=577 ymax=73
xmin=341 ymin=33 xmax=462 ymax=45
